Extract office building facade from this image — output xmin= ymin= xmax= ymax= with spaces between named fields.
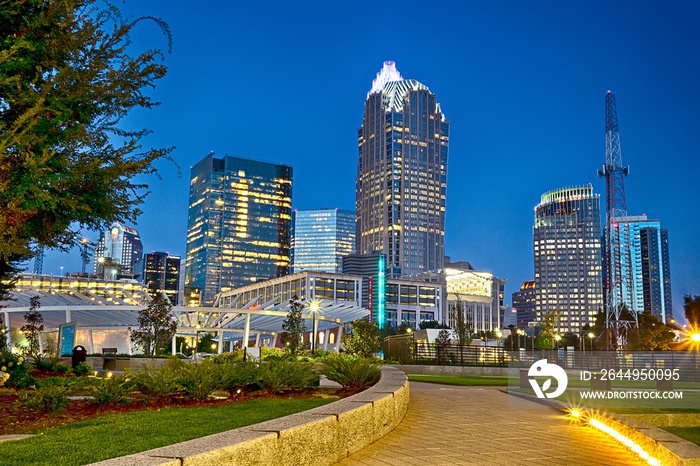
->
xmin=185 ymin=154 xmax=293 ymax=305
xmin=93 ymin=222 xmax=143 ymax=279
xmin=142 ymin=252 xmax=181 ymax=305
xmin=610 ymin=216 xmax=673 ymax=322
xmin=512 ymin=280 xmax=536 ymax=329
xmin=533 ymin=186 xmax=603 ymax=333
xmin=356 ymin=61 xmax=449 ymax=278
xmin=291 ymin=209 xmax=356 ymax=273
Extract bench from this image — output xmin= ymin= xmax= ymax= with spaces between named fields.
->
xmin=102 ymin=348 xmax=130 ymax=371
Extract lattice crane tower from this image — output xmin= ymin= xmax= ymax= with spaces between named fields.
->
xmin=597 ymin=91 xmax=636 ymax=349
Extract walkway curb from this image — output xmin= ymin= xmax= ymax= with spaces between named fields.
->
xmin=504 ymin=389 xmax=700 ymax=466
xmin=89 ymin=366 xmax=409 ymax=466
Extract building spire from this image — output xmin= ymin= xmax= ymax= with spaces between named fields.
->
xmin=367 ymin=60 xmax=403 ymax=98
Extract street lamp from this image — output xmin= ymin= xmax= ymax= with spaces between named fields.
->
xmin=308 ymin=300 xmax=321 ymax=355
xmin=495 ymin=329 xmax=503 ymax=348
xmin=517 ymin=329 xmax=525 ymax=349
xmin=554 ymin=334 xmax=562 ymax=350
xmin=587 ymin=332 xmax=595 ymax=352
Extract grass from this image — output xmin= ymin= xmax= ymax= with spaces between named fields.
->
xmin=407 ymin=374 xmax=510 ymax=386
xmin=661 ymin=427 xmax=700 ymax=445
xmin=0 ymin=397 xmax=336 ymax=466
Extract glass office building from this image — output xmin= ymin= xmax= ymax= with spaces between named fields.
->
xmin=512 ymin=280 xmax=536 ymax=329
xmin=356 ymin=61 xmax=449 ymax=278
xmin=291 ymin=209 xmax=356 ymax=273
xmin=533 ymin=186 xmax=603 ymax=333
xmin=142 ymin=251 xmax=181 ymax=305
xmin=612 ymin=216 xmax=673 ymax=322
xmin=93 ymin=222 xmax=143 ymax=279
xmin=184 ymin=154 xmax=293 ymax=305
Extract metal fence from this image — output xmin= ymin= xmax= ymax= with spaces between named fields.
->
xmin=383 ymin=335 xmax=700 ymax=381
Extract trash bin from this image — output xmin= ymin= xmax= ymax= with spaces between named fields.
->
xmin=72 ymin=345 xmax=87 ymax=368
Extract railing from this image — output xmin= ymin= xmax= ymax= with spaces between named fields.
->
xmin=383 ymin=335 xmax=700 ymax=381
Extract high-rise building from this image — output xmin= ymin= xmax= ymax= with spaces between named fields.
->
xmin=93 ymin=222 xmax=143 ymax=279
xmin=512 ymin=280 xmax=536 ymax=329
xmin=142 ymin=252 xmax=181 ymax=305
xmin=610 ymin=215 xmax=673 ymax=322
xmin=342 ymin=252 xmax=387 ymax=326
xmin=533 ymin=186 xmax=603 ymax=333
xmin=185 ymin=153 xmax=293 ymax=305
xmin=291 ymin=209 xmax=356 ymax=273
xmin=641 ymin=226 xmax=672 ymax=323
xmin=356 ymin=61 xmax=449 ymax=278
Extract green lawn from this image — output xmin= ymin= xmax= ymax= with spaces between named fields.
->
xmin=0 ymin=397 xmax=336 ymax=466
xmin=407 ymin=374 xmax=510 ymax=386
xmin=661 ymin=427 xmax=700 ymax=446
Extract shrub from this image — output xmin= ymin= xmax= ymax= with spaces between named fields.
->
xmin=217 ymin=360 xmax=259 ymax=395
xmin=128 ymin=359 xmax=183 ymax=399
xmin=33 ymin=356 xmax=70 ymax=374
xmin=91 ymin=375 xmax=130 ymax=405
xmin=176 ymin=359 xmax=218 ymax=401
xmin=320 ymin=355 xmax=381 ymax=392
xmin=213 ymin=349 xmax=244 ymax=365
xmin=71 ymin=361 xmax=93 ymax=376
xmin=20 ymin=385 xmax=69 ymax=413
xmin=1 ymin=350 xmax=35 ymax=388
xmin=257 ymin=356 xmax=319 ymax=393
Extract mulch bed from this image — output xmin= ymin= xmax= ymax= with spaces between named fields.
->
xmin=0 ymin=374 xmax=349 ymax=436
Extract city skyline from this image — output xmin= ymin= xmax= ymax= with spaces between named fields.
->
xmin=35 ymin=0 xmax=700 ymax=322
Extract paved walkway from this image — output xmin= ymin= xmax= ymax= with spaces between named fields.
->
xmin=336 ymin=382 xmax=644 ymax=466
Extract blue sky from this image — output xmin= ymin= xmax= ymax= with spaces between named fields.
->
xmin=40 ymin=0 xmax=700 ymax=321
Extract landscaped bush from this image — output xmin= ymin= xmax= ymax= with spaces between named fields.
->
xmin=174 ymin=359 xmax=218 ymax=401
xmin=217 ymin=360 xmax=259 ymax=395
xmin=0 ymin=350 xmax=36 ymax=388
xmin=127 ymin=359 xmax=183 ymax=399
xmin=19 ymin=385 xmax=69 ymax=413
xmin=257 ymin=355 xmax=320 ymax=393
xmin=213 ymin=349 xmax=244 ymax=365
xmin=71 ymin=361 xmax=93 ymax=376
xmin=320 ymin=355 xmax=381 ymax=391
xmin=33 ymin=356 xmax=70 ymax=374
xmin=91 ymin=375 xmax=130 ymax=405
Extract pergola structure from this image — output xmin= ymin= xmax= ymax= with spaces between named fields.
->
xmin=1 ymin=274 xmax=369 ymax=354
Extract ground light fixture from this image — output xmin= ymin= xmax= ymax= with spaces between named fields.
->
xmin=565 ymin=405 xmax=661 ymax=465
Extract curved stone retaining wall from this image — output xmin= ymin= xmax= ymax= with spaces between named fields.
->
xmin=90 ymin=366 xmax=409 ymax=466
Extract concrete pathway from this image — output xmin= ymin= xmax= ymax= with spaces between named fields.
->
xmin=336 ymin=382 xmax=644 ymax=466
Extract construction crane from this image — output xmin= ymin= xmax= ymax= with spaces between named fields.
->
xmin=33 ymin=248 xmax=45 ymax=275
xmin=80 ymin=238 xmax=98 ymax=275
xmin=597 ymin=91 xmax=636 ymax=349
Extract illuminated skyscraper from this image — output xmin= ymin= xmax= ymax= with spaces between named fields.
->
xmin=533 ymin=186 xmax=603 ymax=333
xmin=141 ymin=251 xmax=181 ymax=305
xmin=291 ymin=209 xmax=355 ymax=273
xmin=184 ymin=153 xmax=293 ymax=305
xmin=356 ymin=61 xmax=449 ymax=278
xmin=93 ymin=222 xmax=143 ymax=279
xmin=610 ymin=215 xmax=673 ymax=322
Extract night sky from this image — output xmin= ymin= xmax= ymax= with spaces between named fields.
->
xmin=39 ymin=0 xmax=700 ymax=322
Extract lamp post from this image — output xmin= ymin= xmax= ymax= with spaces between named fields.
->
xmin=495 ymin=329 xmax=503 ymax=348
xmin=554 ymin=334 xmax=562 ymax=350
xmin=587 ymin=332 xmax=595 ymax=352
xmin=517 ymin=329 xmax=525 ymax=349
xmin=309 ymin=300 xmax=321 ymax=355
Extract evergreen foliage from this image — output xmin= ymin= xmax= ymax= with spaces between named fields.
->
xmin=130 ymin=294 xmax=177 ymax=356
xmin=281 ymin=295 xmax=306 ymax=355
xmin=343 ymin=318 xmax=381 ymax=357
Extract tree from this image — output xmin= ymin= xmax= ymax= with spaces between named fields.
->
xmin=450 ymin=297 xmax=473 ymax=346
xmin=0 ymin=315 xmax=8 ymax=352
xmin=130 ymin=294 xmax=177 ymax=356
xmin=434 ymin=328 xmax=451 ymax=364
xmin=684 ymin=295 xmax=700 ymax=327
xmin=281 ymin=295 xmax=306 ymax=355
xmin=20 ymin=296 xmax=43 ymax=357
xmin=627 ymin=311 xmax=676 ymax=351
xmin=537 ymin=309 xmax=559 ymax=349
xmin=196 ymin=332 xmax=216 ymax=353
xmin=0 ymin=0 xmax=173 ymax=271
xmin=343 ymin=318 xmax=381 ymax=357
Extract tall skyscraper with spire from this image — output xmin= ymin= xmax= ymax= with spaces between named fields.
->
xmin=356 ymin=61 xmax=449 ymax=278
